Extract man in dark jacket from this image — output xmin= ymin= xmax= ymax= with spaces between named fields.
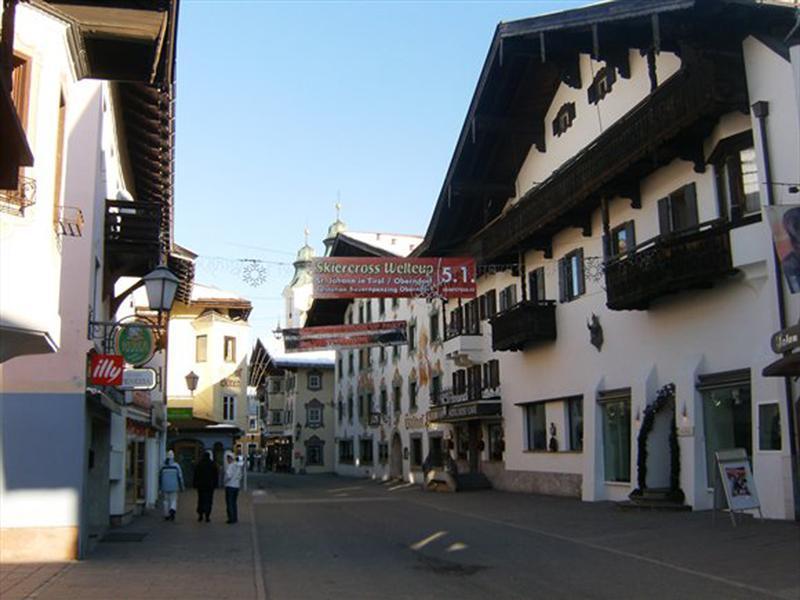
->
xmin=193 ymin=451 xmax=218 ymax=522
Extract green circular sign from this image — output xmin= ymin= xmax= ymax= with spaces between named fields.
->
xmin=115 ymin=323 xmax=156 ymax=366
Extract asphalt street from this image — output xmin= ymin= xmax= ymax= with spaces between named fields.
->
xmin=251 ymin=473 xmax=800 ymax=600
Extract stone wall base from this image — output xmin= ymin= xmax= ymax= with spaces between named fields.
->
xmin=481 ymin=461 xmax=582 ymax=498
xmin=0 ymin=526 xmax=78 ymax=562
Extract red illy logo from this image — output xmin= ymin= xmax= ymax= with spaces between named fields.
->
xmin=90 ymin=354 xmax=124 ymax=386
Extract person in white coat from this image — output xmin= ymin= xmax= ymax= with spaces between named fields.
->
xmin=159 ymin=450 xmax=185 ymax=521
xmin=223 ymin=451 xmax=244 ymax=524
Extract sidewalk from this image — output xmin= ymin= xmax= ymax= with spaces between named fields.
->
xmin=2 ymin=490 xmax=261 ymax=600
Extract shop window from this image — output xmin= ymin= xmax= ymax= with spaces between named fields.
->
xmin=525 ymin=403 xmax=547 ymax=451
xmin=609 ymin=221 xmax=636 ymax=257
xmin=528 ymin=267 xmax=546 ymax=302
xmin=699 ymin=371 xmax=751 ymax=484
xmin=456 ymin=426 xmax=468 ymax=460
xmin=410 ymin=436 xmax=423 ymax=468
xmin=599 ymin=391 xmax=631 ymax=482
xmin=392 ymin=298 xmax=400 ymax=310
xmin=339 ymin=440 xmax=354 ymax=463
xmin=224 ymin=336 xmax=236 ymax=363
xmin=568 ymin=396 xmax=584 ymax=451
xmin=195 ymin=335 xmax=207 ymax=363
xmin=306 ymin=436 xmax=324 ymax=466
xmin=552 ymin=102 xmax=576 ymax=137
xmin=658 ymin=183 xmax=699 ymax=235
xmin=429 ymin=435 xmax=444 ymax=467
xmin=488 ymin=423 xmax=504 ymax=461
xmin=359 ymin=438 xmax=373 ymax=464
xmin=758 ymin=403 xmax=781 ymax=451
xmin=378 ymin=442 xmax=389 ymax=464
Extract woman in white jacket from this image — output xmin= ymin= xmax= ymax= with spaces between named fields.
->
xmin=223 ymin=451 xmax=244 ymax=524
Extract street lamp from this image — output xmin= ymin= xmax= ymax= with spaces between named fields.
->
xmin=185 ymin=371 xmax=199 ymax=396
xmin=142 ymin=265 xmax=180 ymax=313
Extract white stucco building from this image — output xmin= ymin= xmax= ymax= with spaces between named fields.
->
xmin=415 ymin=0 xmax=800 ymax=519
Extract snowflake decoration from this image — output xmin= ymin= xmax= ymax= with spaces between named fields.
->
xmin=241 ymin=260 xmax=268 ymax=287
xmin=583 ymin=256 xmax=606 ymax=287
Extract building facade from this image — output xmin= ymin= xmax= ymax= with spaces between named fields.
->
xmin=415 ymin=0 xmax=800 ymax=519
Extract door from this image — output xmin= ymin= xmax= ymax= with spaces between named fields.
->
xmin=468 ymin=421 xmax=481 ymax=474
xmin=173 ymin=440 xmax=203 ymax=488
xmin=390 ymin=433 xmax=403 ymax=479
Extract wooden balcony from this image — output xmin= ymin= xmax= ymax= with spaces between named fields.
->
xmin=490 ymin=301 xmax=556 ymax=352
xmin=105 ymin=199 xmax=162 ymax=278
xmin=604 ymin=220 xmax=736 ymax=311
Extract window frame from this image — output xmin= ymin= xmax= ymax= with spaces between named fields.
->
xmin=223 ymin=395 xmax=236 ymax=421
xmin=657 ymin=183 xmax=699 ymax=236
xmin=558 ymin=248 xmax=585 ymax=303
xmin=223 ymin=336 xmax=237 ymax=363
xmin=609 ymin=221 xmax=636 ymax=257
xmin=195 ymin=334 xmax=208 ymax=363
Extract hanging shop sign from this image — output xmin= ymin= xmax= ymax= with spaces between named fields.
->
xmin=89 ymin=354 xmax=124 ymax=386
xmin=770 ymin=324 xmax=800 ymax=354
xmin=119 ymin=368 xmax=157 ymax=391
xmin=283 ymin=321 xmax=407 ymax=353
xmin=114 ymin=322 xmax=156 ymax=366
xmin=764 ymin=205 xmax=800 ymax=294
xmin=311 ymin=257 xmax=476 ymax=299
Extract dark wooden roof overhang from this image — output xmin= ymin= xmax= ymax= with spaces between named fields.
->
xmin=417 ymin=0 xmax=797 ymax=260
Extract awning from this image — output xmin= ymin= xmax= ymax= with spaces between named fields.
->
xmin=427 ymin=399 xmax=502 ymax=423
xmin=762 ymin=353 xmax=800 ymax=377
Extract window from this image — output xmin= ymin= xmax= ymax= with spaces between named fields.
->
xmin=712 ymin=132 xmax=760 ymax=220
xmin=429 ymin=435 xmax=444 ymax=467
xmin=552 ymin=102 xmax=576 ymax=136
xmin=248 ymin=417 xmax=258 ymax=431
xmin=499 ymin=285 xmax=517 ymax=312
xmin=224 ymin=336 xmax=236 ymax=363
xmin=347 ymin=395 xmax=353 ymax=421
xmin=525 ymin=403 xmax=547 ymax=451
xmin=609 ymin=221 xmax=636 ymax=257
xmin=378 ymin=298 xmax=386 ymax=315
xmin=599 ymin=393 xmax=631 ymax=482
xmin=486 ymin=290 xmax=498 ymax=318
xmin=588 ymin=66 xmax=616 ymax=104
xmin=11 ymin=54 xmax=31 ymax=129
xmin=223 ymin=396 xmax=236 ymax=421
xmin=367 ymin=347 xmax=373 ymax=367
xmin=338 ymin=358 xmax=343 ymax=380
xmin=568 ymin=397 xmax=584 ymax=451
xmin=366 ymin=393 xmax=373 ymax=417
xmin=269 ymin=410 xmax=283 ymax=425
xmin=379 ymin=346 xmax=386 ymax=364
xmin=452 ymin=370 xmax=466 ymax=395
xmin=488 ymin=424 xmax=504 ymax=461
xmin=758 ymin=403 xmax=781 ymax=451
xmin=449 ymin=306 xmax=464 ymax=336
xmin=658 ymin=183 xmax=699 ymax=235
xmin=358 ymin=395 xmax=365 ymax=419
xmin=307 ymin=372 xmax=322 ymax=391
xmin=339 ymin=440 xmax=354 ymax=463
xmin=380 ymin=388 xmax=388 ymax=415
xmin=482 ymin=360 xmax=500 ymax=390
xmin=392 ymin=298 xmax=400 ymax=310
xmin=359 ymin=438 xmax=374 ymax=464
xmin=467 ymin=365 xmax=482 ymax=400
xmin=378 ymin=442 xmax=389 ymax=464
xmin=306 ymin=436 xmax=324 ymax=466
xmin=307 ymin=405 xmax=322 ymax=427
xmin=195 ymin=335 xmax=208 ymax=362
xmin=409 ymin=381 xmax=418 ymax=410
xmin=348 ymin=351 xmax=354 ymax=374
xmin=559 ymin=249 xmax=585 ymax=302
xmin=464 ymin=299 xmax=480 ymax=334
xmin=430 ymin=311 xmax=440 ymax=342
xmin=528 ymin=267 xmax=546 ymax=302
xmin=393 ymin=384 xmax=402 ymax=413
xmin=408 ymin=322 xmax=416 ymax=352
xmin=337 ymin=400 xmax=343 ymax=422
xmin=366 ymin=300 xmax=372 ymax=323
xmin=358 ymin=303 xmax=364 ymax=324
xmin=431 ymin=375 xmax=441 ymax=405
xmin=392 ymin=345 xmax=400 ymax=361
xmin=410 ymin=436 xmax=423 ymax=468
xmin=700 ymin=375 xmax=751 ymax=484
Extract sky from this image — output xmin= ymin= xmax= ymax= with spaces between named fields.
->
xmin=173 ymin=0 xmax=586 ymax=338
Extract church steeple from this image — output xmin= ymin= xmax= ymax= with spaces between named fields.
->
xmin=323 ymin=200 xmax=347 ymax=255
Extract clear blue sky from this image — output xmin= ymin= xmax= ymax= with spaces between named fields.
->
xmin=174 ymin=0 xmax=585 ymax=335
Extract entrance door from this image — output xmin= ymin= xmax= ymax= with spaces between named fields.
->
xmin=390 ymin=432 xmax=403 ymax=479
xmin=468 ymin=421 xmax=481 ymax=474
xmin=173 ymin=440 xmax=203 ymax=488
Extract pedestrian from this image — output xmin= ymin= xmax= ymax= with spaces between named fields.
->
xmin=193 ymin=451 xmax=218 ymax=523
xmin=159 ymin=450 xmax=184 ymax=521
xmin=223 ymin=451 xmax=243 ymax=524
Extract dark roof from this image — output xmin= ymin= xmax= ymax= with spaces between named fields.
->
xmin=168 ymin=416 xmax=241 ymax=433
xmin=416 ymin=0 xmax=796 ymax=258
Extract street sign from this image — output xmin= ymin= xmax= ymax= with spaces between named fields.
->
xmin=770 ymin=324 xmax=800 ymax=354
xmin=114 ymin=322 xmax=156 ymax=366
xmin=89 ymin=354 xmax=124 ymax=386
xmin=119 ymin=368 xmax=157 ymax=391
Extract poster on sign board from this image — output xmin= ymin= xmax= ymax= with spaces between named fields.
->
xmin=311 ymin=257 xmax=476 ymax=299
xmin=764 ymin=205 xmax=800 ymax=293
xmin=283 ymin=321 xmax=407 ymax=352
xmin=715 ymin=448 xmax=760 ymax=512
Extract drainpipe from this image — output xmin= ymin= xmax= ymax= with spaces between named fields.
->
xmin=752 ymin=100 xmax=800 ymax=521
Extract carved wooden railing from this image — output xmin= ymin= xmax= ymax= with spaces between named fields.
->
xmin=490 ymin=300 xmax=557 ymax=351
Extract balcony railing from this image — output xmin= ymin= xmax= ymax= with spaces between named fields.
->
xmin=0 ymin=175 xmax=36 ymax=215
xmin=604 ymin=219 xmax=735 ymax=311
xmin=443 ymin=323 xmax=483 ymax=366
xmin=105 ymin=199 xmax=162 ymax=276
xmin=490 ymin=300 xmax=557 ymax=351
xmin=54 ymin=205 xmax=84 ymax=237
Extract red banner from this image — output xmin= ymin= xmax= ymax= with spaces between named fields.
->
xmin=312 ymin=257 xmax=476 ymax=299
xmin=283 ymin=321 xmax=408 ymax=352
xmin=89 ymin=354 xmax=124 ymax=386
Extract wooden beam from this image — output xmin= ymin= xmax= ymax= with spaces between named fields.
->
xmin=451 ymin=180 xmax=516 ymax=198
xmin=531 ymin=238 xmax=552 ymax=259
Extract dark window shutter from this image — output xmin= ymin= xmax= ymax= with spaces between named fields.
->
xmin=558 ymin=258 xmax=567 ymax=302
xmin=489 ymin=289 xmax=497 ymax=316
xmin=684 ymin=183 xmax=699 ymax=228
xmin=587 ymin=85 xmax=597 ymax=105
xmin=606 ymin=67 xmax=617 ymax=87
xmin=625 ymin=221 xmax=636 ymax=251
xmin=509 ymin=284 xmax=517 ymax=307
xmin=536 ymin=267 xmax=546 ymax=301
xmin=576 ymin=249 xmax=586 ymax=296
xmin=568 ymin=102 xmax=576 ymax=121
xmin=658 ymin=197 xmax=672 ymax=234
xmin=479 ymin=294 xmax=486 ymax=320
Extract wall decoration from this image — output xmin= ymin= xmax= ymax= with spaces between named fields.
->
xmin=587 ymin=313 xmax=604 ymax=351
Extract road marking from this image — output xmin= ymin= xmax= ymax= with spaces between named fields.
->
xmin=388 ymin=482 xmax=415 ymax=491
xmin=409 ymin=499 xmax=790 ymax=600
xmin=410 ymin=530 xmax=448 ymax=550
xmin=446 ymin=542 xmax=468 ymax=552
xmin=249 ymin=500 xmax=267 ymax=600
xmin=253 ymin=497 xmax=398 ymax=505
xmin=328 ymin=486 xmax=364 ymax=493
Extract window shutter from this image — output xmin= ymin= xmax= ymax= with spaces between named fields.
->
xmin=568 ymin=102 xmax=576 ymax=121
xmin=558 ymin=258 xmax=567 ymax=302
xmin=489 ymin=289 xmax=497 ymax=316
xmin=510 ymin=284 xmax=518 ymax=307
xmin=657 ymin=197 xmax=672 ymax=234
xmin=479 ymin=294 xmax=487 ymax=320
xmin=684 ymin=183 xmax=699 ymax=227
xmin=576 ymin=248 xmax=586 ymax=296
xmin=606 ymin=67 xmax=617 ymax=87
xmin=625 ymin=221 xmax=636 ymax=252
xmin=587 ymin=85 xmax=597 ymax=105
xmin=536 ymin=267 xmax=546 ymax=302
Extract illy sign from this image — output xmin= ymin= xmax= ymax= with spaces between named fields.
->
xmin=90 ymin=354 xmax=124 ymax=386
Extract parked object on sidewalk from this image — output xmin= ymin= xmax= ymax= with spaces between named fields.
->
xmin=224 ymin=451 xmax=244 ymax=523
xmin=160 ymin=450 xmax=185 ymax=521
xmin=193 ymin=451 xmax=218 ymax=522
